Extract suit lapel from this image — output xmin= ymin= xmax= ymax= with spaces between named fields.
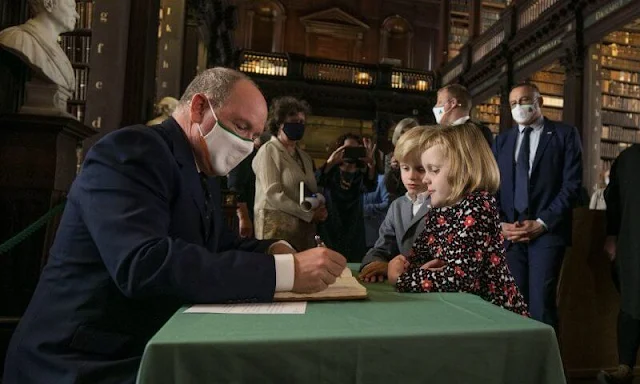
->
xmin=532 ymin=118 xmax=554 ymax=173
xmin=163 ymin=119 xmax=209 ymax=234
xmin=407 ymin=197 xmax=430 ymax=229
xmin=398 ymin=197 xmax=414 ymax=241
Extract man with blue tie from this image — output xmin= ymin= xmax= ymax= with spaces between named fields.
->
xmin=492 ymin=83 xmax=583 ymax=329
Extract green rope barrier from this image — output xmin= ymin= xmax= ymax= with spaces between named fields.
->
xmin=0 ymin=201 xmax=66 ymax=255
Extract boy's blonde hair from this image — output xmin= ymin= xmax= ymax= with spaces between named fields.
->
xmin=394 ymin=125 xmax=435 ymax=164
xmin=419 ymin=123 xmax=500 ymax=205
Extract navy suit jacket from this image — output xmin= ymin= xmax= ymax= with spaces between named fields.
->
xmin=3 ymin=118 xmax=278 ymax=384
xmin=492 ymin=118 xmax=582 ymax=247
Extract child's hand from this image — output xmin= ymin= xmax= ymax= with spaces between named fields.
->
xmin=387 ymin=255 xmax=409 ymax=285
xmin=358 ymin=261 xmax=388 ymax=283
xmin=420 ymin=258 xmax=445 ymax=271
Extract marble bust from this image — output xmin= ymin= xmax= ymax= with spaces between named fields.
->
xmin=146 ymin=97 xmax=179 ymax=126
xmin=0 ymin=0 xmax=79 ymax=115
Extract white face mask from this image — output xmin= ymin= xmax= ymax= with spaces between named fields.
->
xmin=605 ymin=177 xmax=610 ymax=186
xmin=511 ymin=103 xmax=538 ymax=125
xmin=432 ymin=106 xmax=445 ymax=124
xmin=196 ymin=98 xmax=254 ymax=176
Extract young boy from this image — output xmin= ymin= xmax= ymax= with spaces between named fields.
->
xmin=359 ymin=126 xmax=431 ymax=282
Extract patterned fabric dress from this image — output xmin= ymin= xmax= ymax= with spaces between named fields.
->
xmin=396 ymin=191 xmax=529 ymax=316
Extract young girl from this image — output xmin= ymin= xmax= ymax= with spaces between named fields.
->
xmin=359 ymin=126 xmax=431 ymax=282
xmin=388 ymin=123 xmax=528 ymax=315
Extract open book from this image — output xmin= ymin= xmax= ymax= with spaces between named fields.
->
xmin=274 ymin=268 xmax=368 ymax=301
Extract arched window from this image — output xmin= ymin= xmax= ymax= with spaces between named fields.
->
xmin=243 ymin=0 xmax=285 ymax=52
xmin=380 ymin=15 xmax=413 ymax=67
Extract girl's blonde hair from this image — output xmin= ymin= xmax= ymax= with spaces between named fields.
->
xmin=419 ymin=123 xmax=500 ymax=205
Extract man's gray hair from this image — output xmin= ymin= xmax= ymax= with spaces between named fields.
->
xmin=179 ymin=67 xmax=253 ymax=110
xmin=28 ymin=0 xmax=56 ymax=15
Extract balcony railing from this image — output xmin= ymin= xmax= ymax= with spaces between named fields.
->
xmin=238 ymin=50 xmax=435 ymax=92
xmin=472 ymin=23 xmax=505 ymax=64
xmin=517 ymin=0 xmax=560 ymax=30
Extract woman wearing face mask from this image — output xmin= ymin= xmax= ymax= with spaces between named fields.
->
xmin=252 ymin=97 xmax=327 ymax=251
xmin=317 ymin=133 xmax=377 ymax=262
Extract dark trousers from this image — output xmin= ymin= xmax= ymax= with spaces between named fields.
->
xmin=506 ymin=241 xmax=565 ymax=329
xmin=612 ymin=264 xmax=640 ymax=368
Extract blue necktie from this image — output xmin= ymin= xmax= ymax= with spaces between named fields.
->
xmin=514 ymin=127 xmax=533 ymax=215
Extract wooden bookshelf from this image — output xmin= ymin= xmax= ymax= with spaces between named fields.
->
xmin=597 ymin=21 xmax=640 ymax=173
xmin=58 ymin=0 xmax=93 ymax=123
xmin=449 ymin=0 xmax=470 ymax=60
xmin=480 ymin=1 xmax=508 ymax=33
xmin=473 ymin=95 xmax=501 ymax=136
xmin=529 ymin=62 xmax=565 ymax=122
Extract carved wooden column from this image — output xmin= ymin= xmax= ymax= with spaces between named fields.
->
xmin=272 ymin=14 xmax=285 ymax=52
xmin=244 ymin=10 xmax=254 ymax=48
xmin=379 ymin=29 xmax=389 ymax=60
xmin=437 ymin=0 xmax=450 ymax=67
xmin=407 ymin=31 xmax=414 ymax=68
xmin=470 ymin=0 xmax=482 ymax=39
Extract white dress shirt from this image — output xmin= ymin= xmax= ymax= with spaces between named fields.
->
xmin=450 ymin=115 xmax=471 ymax=126
xmin=514 ymin=115 xmax=545 ymax=177
xmin=513 ymin=115 xmax=547 ymax=229
xmin=406 ymin=192 xmax=429 ymax=217
xmin=270 ymin=241 xmax=295 ymax=291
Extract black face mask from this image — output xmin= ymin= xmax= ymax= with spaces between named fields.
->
xmin=282 ymin=122 xmax=305 ymax=141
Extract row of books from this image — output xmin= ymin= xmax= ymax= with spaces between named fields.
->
xmin=602 ymin=94 xmax=640 ymax=113
xmin=602 ymin=80 xmax=640 ymax=98
xmin=71 ymin=68 xmax=89 ymax=101
xmin=68 ymin=104 xmax=85 ymax=122
xmin=600 ymin=159 xmax=613 ymax=172
xmin=602 ymin=68 xmax=640 ymax=84
xmin=600 ymin=141 xmax=633 ymax=159
xmin=542 ymin=107 xmax=562 ymax=121
xmin=601 ymin=110 xmax=640 ymax=129
xmin=530 ymin=71 xmax=564 ymax=84
xmin=476 ymin=112 xmax=500 ymax=124
xmin=75 ymin=1 xmax=93 ymax=30
xmin=601 ymin=125 xmax=640 ymax=144
xmin=605 ymin=31 xmax=640 ymax=47
xmin=59 ymin=35 xmax=91 ymax=65
xmin=601 ymin=44 xmax=640 ymax=61
xmin=535 ymin=81 xmax=563 ymax=96
xmin=601 ymin=55 xmax=639 ymax=72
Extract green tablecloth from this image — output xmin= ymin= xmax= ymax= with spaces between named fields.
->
xmin=137 ymin=266 xmax=565 ymax=384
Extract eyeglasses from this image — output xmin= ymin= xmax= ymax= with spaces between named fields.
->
xmin=509 ymin=96 xmax=538 ymax=108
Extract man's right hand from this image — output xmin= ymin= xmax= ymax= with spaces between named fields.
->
xmin=292 ymin=247 xmax=347 ymax=293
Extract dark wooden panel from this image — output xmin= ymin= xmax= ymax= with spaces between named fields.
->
xmin=121 ymin=0 xmax=161 ymax=127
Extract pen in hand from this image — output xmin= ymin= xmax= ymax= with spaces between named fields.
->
xmin=314 ymin=235 xmax=326 ymax=248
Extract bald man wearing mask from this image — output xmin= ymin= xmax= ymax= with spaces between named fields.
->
xmin=3 ymin=68 xmax=346 ymax=384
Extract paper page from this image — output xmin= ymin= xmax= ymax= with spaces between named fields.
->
xmin=340 ymin=268 xmax=353 ymax=278
xmin=184 ymin=302 xmax=307 ymax=314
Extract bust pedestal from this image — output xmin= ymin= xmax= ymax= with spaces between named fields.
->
xmin=20 ymin=78 xmax=73 ymax=117
xmin=0 ymin=113 xmax=96 ymax=368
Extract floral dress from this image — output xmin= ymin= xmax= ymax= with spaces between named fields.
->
xmin=396 ymin=191 xmax=529 ymax=316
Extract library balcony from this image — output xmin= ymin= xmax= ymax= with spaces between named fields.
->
xmin=236 ymin=50 xmax=437 ymax=122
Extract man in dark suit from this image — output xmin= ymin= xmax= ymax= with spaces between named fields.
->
xmin=492 ymin=83 xmax=582 ymax=329
xmin=598 ymin=144 xmax=640 ymax=384
xmin=3 ymin=68 xmax=346 ymax=384
xmin=433 ymin=84 xmax=494 ymax=147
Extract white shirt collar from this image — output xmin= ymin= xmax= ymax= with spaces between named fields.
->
xmin=405 ymin=191 xmax=428 ymax=205
xmin=518 ymin=115 xmax=545 ymax=133
xmin=450 ymin=116 xmax=471 ymax=126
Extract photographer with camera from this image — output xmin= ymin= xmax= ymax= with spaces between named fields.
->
xmin=317 ymin=134 xmax=377 ymax=262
